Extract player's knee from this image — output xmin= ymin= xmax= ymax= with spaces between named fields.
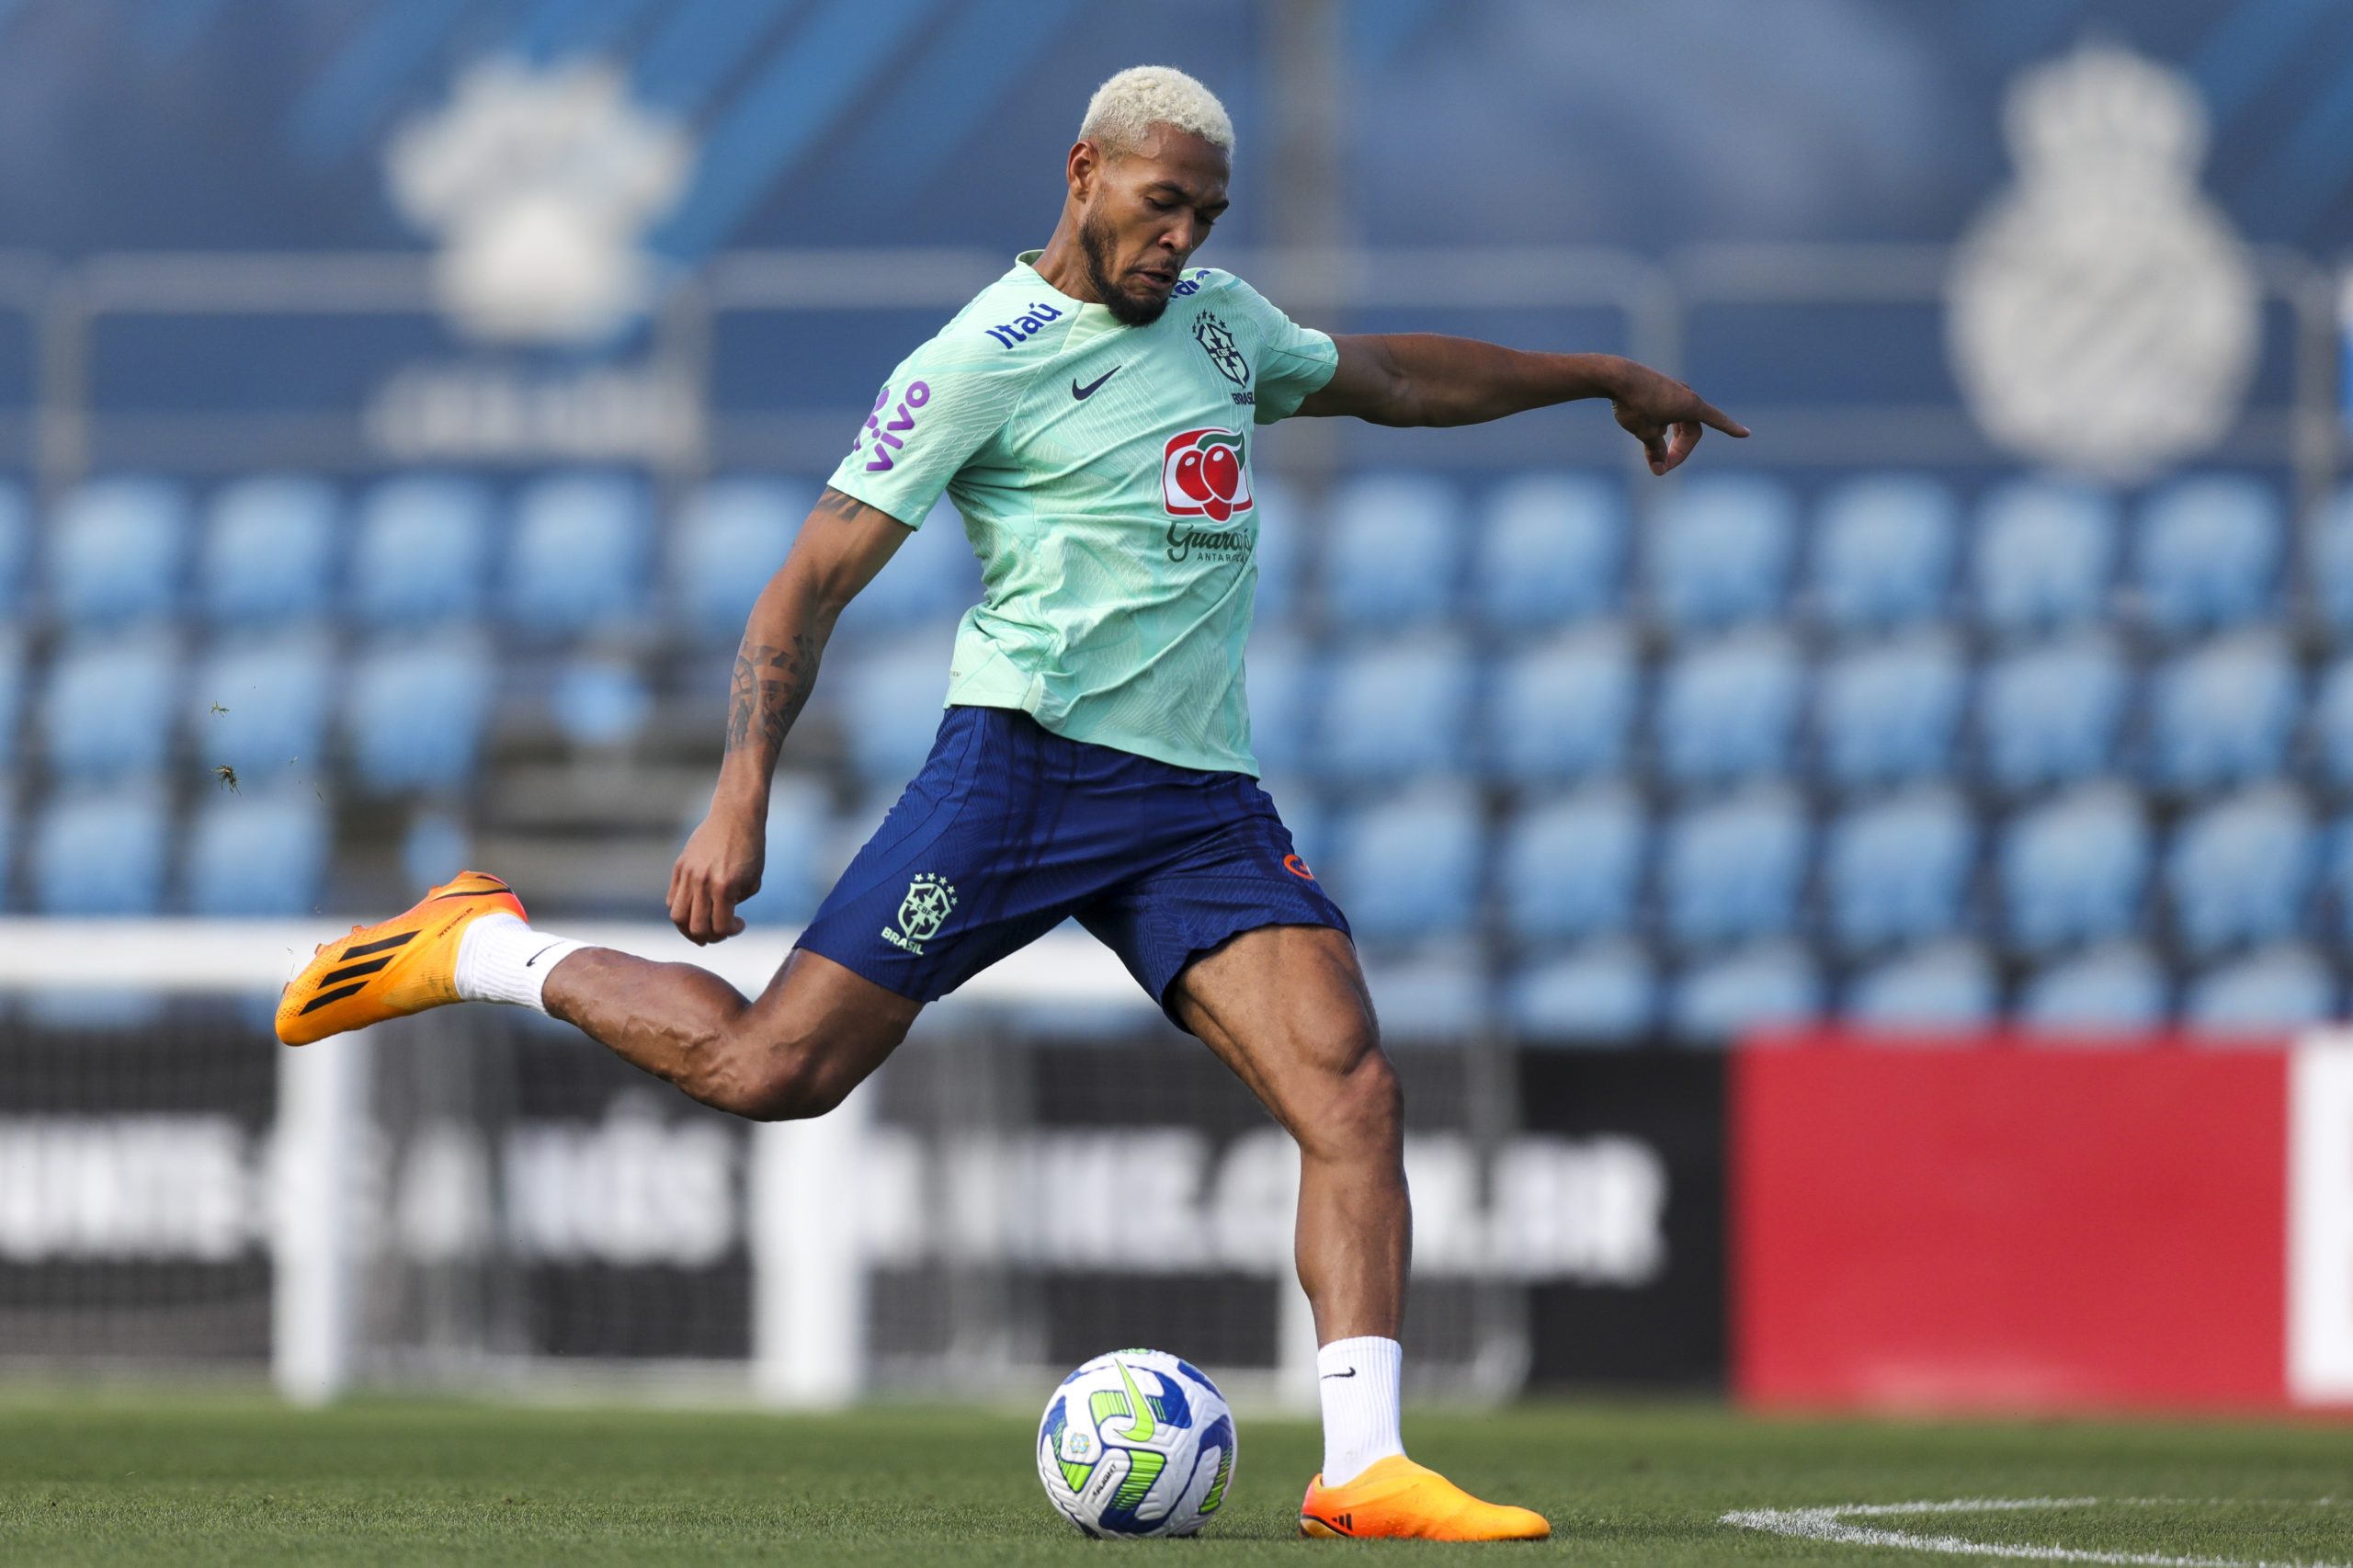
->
xmin=1301 ymin=1029 xmax=1402 ymax=1161
xmin=733 ymin=1028 xmax=851 ymax=1122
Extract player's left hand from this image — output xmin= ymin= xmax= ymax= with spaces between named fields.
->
xmin=1609 ymin=361 xmax=1748 ymax=475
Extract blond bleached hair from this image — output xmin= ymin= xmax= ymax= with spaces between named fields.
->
xmin=1078 ymin=65 xmax=1234 ymax=157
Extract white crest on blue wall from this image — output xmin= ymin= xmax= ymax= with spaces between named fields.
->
xmin=1947 ymin=43 xmax=2258 ymax=483
xmin=387 ymin=57 xmax=691 ymax=346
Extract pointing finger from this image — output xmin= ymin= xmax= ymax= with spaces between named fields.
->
xmin=1697 ymin=400 xmax=1749 ymax=438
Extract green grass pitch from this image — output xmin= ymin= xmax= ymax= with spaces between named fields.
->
xmin=0 ymin=1395 xmax=2347 ymax=1564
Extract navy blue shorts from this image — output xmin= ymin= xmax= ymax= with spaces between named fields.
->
xmin=794 ymin=705 xmax=1349 ymax=1023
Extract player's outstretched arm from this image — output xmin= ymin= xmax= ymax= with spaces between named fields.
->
xmin=669 ymin=487 xmax=911 ymax=945
xmin=1296 ymin=334 xmax=1748 ymax=475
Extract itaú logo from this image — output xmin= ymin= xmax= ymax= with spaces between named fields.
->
xmin=1160 ymin=426 xmax=1254 ymax=523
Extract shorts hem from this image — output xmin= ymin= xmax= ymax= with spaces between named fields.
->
xmin=1149 ymin=911 xmax=1353 ymax=1031
xmin=790 ymin=933 xmax=944 ymax=1006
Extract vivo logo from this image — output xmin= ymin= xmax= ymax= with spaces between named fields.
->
xmin=983 ymin=301 xmax=1064 ymax=348
xmin=856 ymin=380 xmax=930 ymax=472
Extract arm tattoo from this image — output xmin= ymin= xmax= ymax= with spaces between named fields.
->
xmin=724 ymin=633 xmax=820 ymax=759
xmin=813 ymin=485 xmax=866 ymax=522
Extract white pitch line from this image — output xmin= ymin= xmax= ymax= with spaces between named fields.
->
xmin=1722 ymin=1497 xmax=2352 ymax=1568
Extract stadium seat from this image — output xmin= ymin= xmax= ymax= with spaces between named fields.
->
xmin=1262 ymin=778 xmax=1326 ymax=870
xmin=2316 ymin=484 xmax=2353 ymax=636
xmin=347 ymin=635 xmax=495 ymax=792
xmin=1319 ymin=473 xmax=1464 ymax=631
xmin=2163 ymin=786 xmax=2313 ymax=960
xmin=2133 ymin=475 xmax=2281 ymax=637
xmin=1483 ymin=626 xmax=1636 ymax=784
xmin=1654 ymin=628 xmax=1802 ymax=789
xmin=31 ymin=787 xmax=168 ymax=915
xmin=350 ymin=474 xmax=495 ymax=630
xmin=1998 ymin=784 xmax=2148 ymax=954
xmin=1823 ymin=788 xmax=1975 ymax=956
xmin=835 ymin=494 xmax=979 ymax=636
xmin=1668 ymin=941 xmax=1821 ymax=1042
xmin=2323 ymin=816 xmax=2353 ymax=941
xmin=1471 ymin=472 xmax=1625 ymax=632
xmin=1813 ymin=631 xmax=1966 ymax=791
xmin=1328 ymin=783 xmax=1483 ymax=942
xmin=502 ymin=472 xmax=654 ymax=638
xmin=0 ymin=629 xmax=20 ymax=769
xmin=2144 ymin=632 xmax=2297 ymax=791
xmin=184 ymin=788 xmax=330 ymax=915
xmin=1360 ymin=943 xmax=1489 ymax=1041
xmin=191 ymin=631 xmax=333 ymax=779
xmin=550 ymin=655 xmax=652 ymax=748
xmin=727 ymin=776 xmax=831 ymax=927
xmin=1250 ymin=473 xmax=1307 ymax=625
xmin=401 ymin=810 xmax=472 ymax=893
xmin=1845 ymin=940 xmax=1997 ymax=1031
xmin=2312 ymin=656 xmax=2353 ymax=794
xmin=1970 ymin=477 xmax=2119 ymax=635
xmin=198 ymin=473 xmax=338 ymax=627
xmin=1242 ymin=634 xmax=1317 ymax=778
xmin=1505 ymin=942 xmax=1656 ymax=1045
xmin=47 ymin=476 xmax=190 ymax=628
xmin=669 ymin=477 xmax=810 ymax=648
xmin=835 ymin=630 xmax=956 ymax=785
xmin=0 ymin=479 xmax=28 ymax=614
xmin=1976 ymin=632 xmax=2129 ymax=795
xmin=1809 ymin=472 xmax=1959 ymax=632
xmin=1496 ymin=787 xmax=1645 ymax=945
xmin=1645 ymin=473 xmax=1797 ymax=632
xmin=1660 ymin=788 xmax=1808 ymax=949
xmin=2184 ymin=944 xmax=2336 ymax=1037
xmin=1314 ymin=635 xmax=1474 ymax=785
xmin=40 ymin=632 xmax=178 ymax=780
xmin=2018 ymin=942 xmax=2168 ymax=1034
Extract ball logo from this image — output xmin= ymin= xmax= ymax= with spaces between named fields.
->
xmin=1160 ymin=427 xmax=1254 ymax=524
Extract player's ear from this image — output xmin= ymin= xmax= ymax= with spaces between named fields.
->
xmin=1067 ymin=139 xmax=1099 ymax=201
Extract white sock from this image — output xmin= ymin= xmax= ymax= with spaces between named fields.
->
xmin=1316 ymin=1335 xmax=1404 ymax=1486
xmin=453 ymin=912 xmax=587 ymax=1013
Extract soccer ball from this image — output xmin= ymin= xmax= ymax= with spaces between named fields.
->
xmin=1036 ymin=1348 xmax=1237 ymax=1538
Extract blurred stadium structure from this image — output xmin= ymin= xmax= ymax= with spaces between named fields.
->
xmin=3 ymin=0 xmax=2353 ymax=1409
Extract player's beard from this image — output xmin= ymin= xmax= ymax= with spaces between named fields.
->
xmin=1079 ymin=210 xmax=1170 ymax=327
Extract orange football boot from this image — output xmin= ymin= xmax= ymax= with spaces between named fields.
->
xmin=275 ymin=871 xmax=527 ymax=1046
xmin=1298 ymin=1456 xmax=1551 ymax=1541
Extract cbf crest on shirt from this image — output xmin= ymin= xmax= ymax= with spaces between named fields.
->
xmin=824 ymin=250 xmax=1337 ymax=777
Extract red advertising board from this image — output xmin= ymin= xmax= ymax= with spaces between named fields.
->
xmin=1733 ymin=1040 xmax=2292 ymax=1413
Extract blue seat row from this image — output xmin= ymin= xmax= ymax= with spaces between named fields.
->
xmin=0 ymin=785 xmax=328 ymax=916
xmin=1294 ymin=470 xmax=2298 ymax=636
xmin=0 ymin=632 xmax=500 ymax=792
xmin=6 ymin=619 xmax=2336 ymax=798
xmin=2 ymin=467 xmax=2326 ymax=644
xmin=1287 ymin=778 xmax=2348 ymax=960
xmin=1238 ymin=627 xmax=2337 ymax=793
xmin=1497 ymin=937 xmax=2336 ymax=1043
xmin=0 ymin=473 xmax=977 ymax=643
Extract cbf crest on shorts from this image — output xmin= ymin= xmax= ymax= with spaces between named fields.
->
xmin=881 ymin=872 xmax=957 ymax=955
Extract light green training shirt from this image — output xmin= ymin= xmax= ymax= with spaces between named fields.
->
xmin=824 ymin=249 xmax=1338 ymax=777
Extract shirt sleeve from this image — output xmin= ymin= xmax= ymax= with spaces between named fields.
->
xmin=824 ymin=330 xmax=1034 ymax=528
xmin=1225 ymin=277 xmax=1339 ymax=426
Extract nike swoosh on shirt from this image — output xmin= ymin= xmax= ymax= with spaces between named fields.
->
xmin=1071 ymin=366 xmax=1120 ymax=400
